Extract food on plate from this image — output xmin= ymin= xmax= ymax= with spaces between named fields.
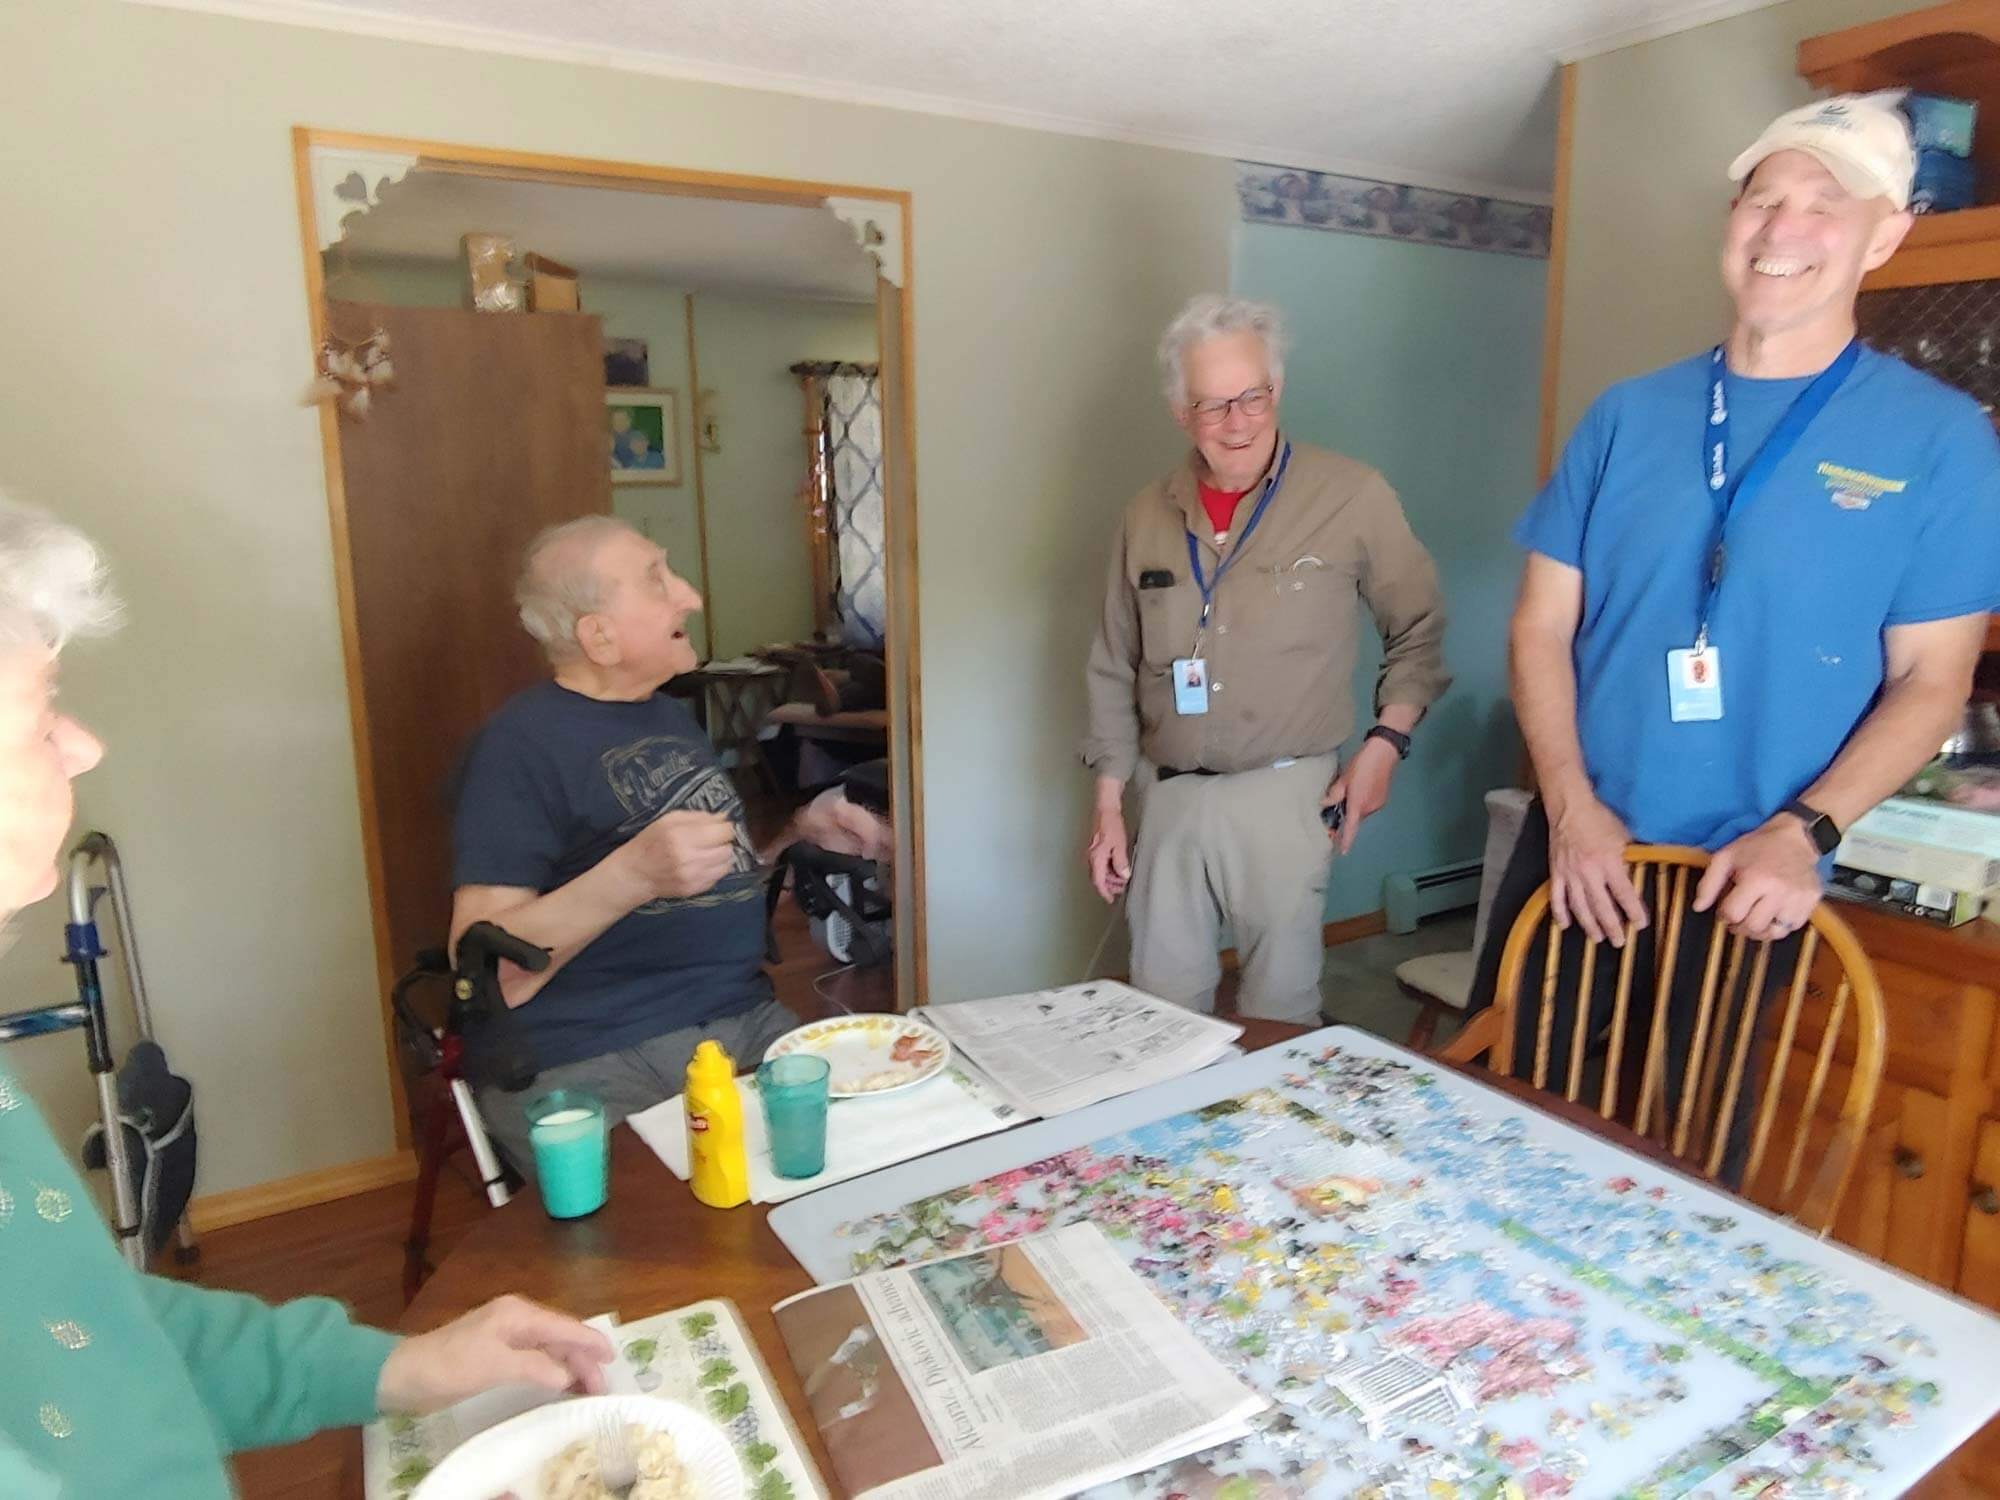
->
xmin=518 ymin=1424 xmax=696 ymax=1500
xmin=888 ymin=1032 xmax=940 ymax=1066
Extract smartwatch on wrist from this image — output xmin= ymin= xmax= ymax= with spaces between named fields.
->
xmin=1365 ymin=724 xmax=1412 ymax=761
xmin=1781 ymin=799 xmax=1841 ymax=856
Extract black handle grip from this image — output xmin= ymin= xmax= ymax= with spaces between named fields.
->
xmin=457 ymin=920 xmax=551 ymax=975
xmin=452 ymin=922 xmax=549 ymax=1094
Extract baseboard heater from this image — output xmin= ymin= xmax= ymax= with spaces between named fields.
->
xmin=1383 ymin=859 xmax=1482 ymax=935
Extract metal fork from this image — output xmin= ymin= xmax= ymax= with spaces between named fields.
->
xmin=593 ymin=1411 xmax=637 ymax=1496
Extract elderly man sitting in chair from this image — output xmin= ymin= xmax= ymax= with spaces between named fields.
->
xmin=452 ymin=516 xmax=890 ymax=1174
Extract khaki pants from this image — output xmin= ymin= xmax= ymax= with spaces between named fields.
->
xmin=1127 ymin=754 xmax=1336 ymax=1022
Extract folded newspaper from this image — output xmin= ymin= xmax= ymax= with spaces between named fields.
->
xmin=917 ymin=980 xmax=1242 ymax=1117
xmin=772 ymin=1223 xmax=1266 ymax=1500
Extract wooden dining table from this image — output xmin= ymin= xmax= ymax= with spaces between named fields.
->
xmin=358 ymin=1019 xmax=1998 ymax=1497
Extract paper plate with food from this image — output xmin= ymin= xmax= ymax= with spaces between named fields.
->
xmin=411 ymin=1394 xmax=742 ymax=1500
xmin=763 ymin=1014 xmax=951 ymax=1097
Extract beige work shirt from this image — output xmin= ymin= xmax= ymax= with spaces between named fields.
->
xmin=1082 ymin=438 xmax=1450 ymax=781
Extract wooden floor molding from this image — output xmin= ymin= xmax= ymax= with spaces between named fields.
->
xmin=1323 ymin=910 xmax=1391 ymax=947
xmin=189 ymin=1149 xmax=417 ymax=1234
xmin=1219 ymin=908 xmax=1389 ymax=972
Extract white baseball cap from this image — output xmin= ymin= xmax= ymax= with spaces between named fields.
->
xmin=1727 ymin=91 xmax=1915 ymax=211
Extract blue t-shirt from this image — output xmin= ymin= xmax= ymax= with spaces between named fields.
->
xmin=451 ymin=682 xmax=771 ymax=1070
xmin=1516 ymin=344 xmax=2000 ymax=849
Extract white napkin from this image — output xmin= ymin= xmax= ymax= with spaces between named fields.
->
xmin=627 ymin=1061 xmax=1024 ymax=1204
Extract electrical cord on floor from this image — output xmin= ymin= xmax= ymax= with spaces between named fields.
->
xmin=1082 ymin=891 xmax=1126 ymax=980
xmin=812 ymin=963 xmax=860 ymax=1014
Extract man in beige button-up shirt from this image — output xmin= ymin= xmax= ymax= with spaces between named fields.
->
xmin=1082 ymin=295 xmax=1450 ymax=1021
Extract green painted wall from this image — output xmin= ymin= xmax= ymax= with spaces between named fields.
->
xmin=590 ymin=281 xmax=704 ymax=592
xmin=1232 ymin=220 xmax=1547 ymax=923
xmin=690 ymin=294 xmax=878 ymax=658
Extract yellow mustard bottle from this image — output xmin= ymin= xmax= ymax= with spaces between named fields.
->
xmin=685 ymin=1039 xmax=750 ymax=1208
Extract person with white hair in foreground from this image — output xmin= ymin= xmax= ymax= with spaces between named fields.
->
xmin=450 ymin=516 xmax=890 ymax=1174
xmin=0 ymin=500 xmax=614 ymax=1496
xmin=1082 ymin=293 xmax=1450 ymax=1023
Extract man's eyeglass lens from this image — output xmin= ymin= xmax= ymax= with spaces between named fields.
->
xmin=1192 ymin=386 xmax=1273 ymax=425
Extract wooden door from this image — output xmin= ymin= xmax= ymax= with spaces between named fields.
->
xmin=331 ymin=301 xmax=609 ymax=1010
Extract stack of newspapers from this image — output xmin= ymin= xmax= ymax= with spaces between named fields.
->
xmin=916 ymin=980 xmax=1242 ymax=1119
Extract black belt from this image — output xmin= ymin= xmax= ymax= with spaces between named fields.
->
xmin=1156 ymin=766 xmax=1221 ymax=783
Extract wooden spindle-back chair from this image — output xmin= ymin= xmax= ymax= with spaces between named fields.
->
xmin=1441 ymin=844 xmax=1886 ymax=1233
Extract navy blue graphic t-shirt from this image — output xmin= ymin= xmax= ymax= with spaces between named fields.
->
xmin=451 ymin=681 xmax=771 ymax=1070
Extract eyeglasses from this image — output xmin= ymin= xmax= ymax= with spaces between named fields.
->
xmin=1187 ymin=384 xmax=1274 ymax=427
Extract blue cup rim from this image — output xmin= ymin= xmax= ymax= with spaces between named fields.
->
xmin=759 ymin=1054 xmax=831 ymax=1090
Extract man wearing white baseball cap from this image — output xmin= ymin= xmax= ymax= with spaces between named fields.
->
xmin=1470 ymin=91 xmax=2000 ymax=1155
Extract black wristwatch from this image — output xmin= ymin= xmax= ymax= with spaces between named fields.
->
xmin=1782 ymin=799 xmax=1842 ymax=856
xmin=1365 ymin=724 xmax=1412 ymax=761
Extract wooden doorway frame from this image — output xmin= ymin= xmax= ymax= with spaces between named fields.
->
xmin=290 ymin=127 xmax=928 ymax=1147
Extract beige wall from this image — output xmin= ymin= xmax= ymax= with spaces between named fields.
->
xmin=0 ymin=0 xmax=1230 ymax=1195
xmin=691 ymin=292 xmax=880 ymax=658
xmin=1554 ymin=0 xmax=1916 ymax=444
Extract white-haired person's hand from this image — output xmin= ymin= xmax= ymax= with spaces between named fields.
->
xmin=376 ymin=1295 xmax=615 ymax=1415
xmin=790 ymin=787 xmax=893 ymax=864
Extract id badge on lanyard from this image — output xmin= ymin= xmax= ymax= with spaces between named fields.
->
xmin=1174 ymin=441 xmax=1292 ymax=717
xmin=1670 ymin=341 xmax=1858 ymax=723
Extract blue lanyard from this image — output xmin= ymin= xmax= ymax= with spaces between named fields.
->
xmin=1185 ymin=439 xmax=1293 ymax=629
xmin=1694 ymin=339 xmax=1858 ymax=649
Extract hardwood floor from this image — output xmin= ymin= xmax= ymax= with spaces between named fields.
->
xmin=175 ymin=881 xmax=888 ymax=1496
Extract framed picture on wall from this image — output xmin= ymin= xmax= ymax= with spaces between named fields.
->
xmin=606 ymin=388 xmax=682 ymax=487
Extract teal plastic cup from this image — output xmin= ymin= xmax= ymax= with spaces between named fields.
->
xmin=758 ymin=1054 xmax=831 ymax=1179
xmin=526 ymin=1088 xmax=609 ymax=1218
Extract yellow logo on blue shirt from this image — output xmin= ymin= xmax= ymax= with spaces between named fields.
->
xmin=1816 ymin=461 xmax=1907 ymax=511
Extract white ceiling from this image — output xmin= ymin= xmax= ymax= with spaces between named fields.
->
xmin=155 ymin=0 xmax=1785 ymax=199
xmin=334 ymin=170 xmax=880 ymax=299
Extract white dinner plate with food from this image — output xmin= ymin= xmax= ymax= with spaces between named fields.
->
xmin=763 ymin=1014 xmax=951 ymax=1097
xmin=411 ymin=1394 xmax=742 ymax=1500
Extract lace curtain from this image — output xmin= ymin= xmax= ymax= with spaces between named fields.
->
xmin=794 ymin=362 xmax=887 ymax=648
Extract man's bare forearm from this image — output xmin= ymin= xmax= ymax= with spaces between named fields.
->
xmin=1800 ymin=676 xmax=1968 ymax=830
xmin=452 ymin=850 xmax=648 ymax=1008
xmin=1510 ymin=620 xmax=1595 ymax=817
